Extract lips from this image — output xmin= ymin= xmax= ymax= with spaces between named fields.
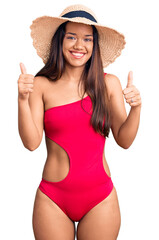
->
xmin=70 ymin=51 xmax=86 ymax=59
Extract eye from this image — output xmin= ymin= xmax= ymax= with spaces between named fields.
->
xmin=66 ymin=36 xmax=76 ymax=40
xmin=84 ymin=38 xmax=92 ymax=42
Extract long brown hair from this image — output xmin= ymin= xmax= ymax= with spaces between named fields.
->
xmin=35 ymin=21 xmax=111 ymax=138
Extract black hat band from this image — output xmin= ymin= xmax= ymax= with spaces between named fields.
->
xmin=61 ymin=10 xmax=97 ymax=23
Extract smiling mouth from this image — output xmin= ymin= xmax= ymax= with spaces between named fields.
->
xmin=70 ymin=51 xmax=86 ymax=59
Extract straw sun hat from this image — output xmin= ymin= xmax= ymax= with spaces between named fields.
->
xmin=30 ymin=4 xmax=126 ymax=68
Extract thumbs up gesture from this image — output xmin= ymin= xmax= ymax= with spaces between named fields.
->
xmin=17 ymin=63 xmax=35 ymax=100
xmin=122 ymin=71 xmax=142 ymax=108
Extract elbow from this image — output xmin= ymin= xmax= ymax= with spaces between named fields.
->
xmin=19 ymin=132 xmax=42 ymax=151
xmin=29 ymin=143 xmax=41 ymax=151
xmin=121 ymin=144 xmax=131 ymax=149
xmin=24 ymin=142 xmax=40 ymax=151
xmin=24 ymin=145 xmax=36 ymax=151
xmin=27 ymin=146 xmax=37 ymax=151
xmin=122 ymin=139 xmax=134 ymax=149
xmin=117 ymin=140 xmax=132 ymax=149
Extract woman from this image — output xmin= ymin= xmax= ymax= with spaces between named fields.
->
xmin=18 ymin=4 xmax=142 ymax=240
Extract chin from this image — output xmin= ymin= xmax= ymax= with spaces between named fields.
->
xmin=67 ymin=58 xmax=91 ymax=68
xmin=65 ymin=60 xmax=87 ymax=68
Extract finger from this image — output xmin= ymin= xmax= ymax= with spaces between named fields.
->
xmin=123 ymin=89 xmax=139 ymax=98
xmin=21 ymin=87 xmax=33 ymax=94
xmin=23 ymin=75 xmax=34 ymax=82
xmin=126 ymin=95 xmax=141 ymax=105
xmin=20 ymin=62 xmax=27 ymax=74
xmin=18 ymin=76 xmax=34 ymax=84
xmin=126 ymin=71 xmax=133 ymax=88
xmin=124 ymin=92 xmax=136 ymax=100
xmin=22 ymin=83 xmax=34 ymax=88
xmin=122 ymin=86 xmax=134 ymax=94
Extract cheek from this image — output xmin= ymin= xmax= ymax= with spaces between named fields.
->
xmin=87 ymin=43 xmax=93 ymax=55
xmin=63 ymin=39 xmax=73 ymax=50
xmin=62 ymin=41 xmax=70 ymax=58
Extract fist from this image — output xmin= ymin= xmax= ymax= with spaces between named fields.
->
xmin=122 ymin=71 xmax=142 ymax=108
xmin=17 ymin=63 xmax=35 ymax=100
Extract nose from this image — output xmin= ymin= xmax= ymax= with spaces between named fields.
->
xmin=74 ymin=38 xmax=84 ymax=50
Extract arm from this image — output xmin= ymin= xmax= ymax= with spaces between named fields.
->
xmin=118 ymin=71 xmax=142 ymax=148
xmin=117 ymin=105 xmax=141 ymax=149
xmin=18 ymin=64 xmax=44 ymax=151
xmin=105 ymin=72 xmax=142 ymax=149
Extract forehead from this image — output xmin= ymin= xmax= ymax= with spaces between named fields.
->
xmin=65 ymin=22 xmax=93 ymax=35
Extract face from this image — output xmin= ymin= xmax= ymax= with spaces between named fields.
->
xmin=62 ymin=22 xmax=93 ymax=68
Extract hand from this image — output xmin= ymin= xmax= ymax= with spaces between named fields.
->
xmin=122 ymin=71 xmax=142 ymax=108
xmin=17 ymin=63 xmax=35 ymax=100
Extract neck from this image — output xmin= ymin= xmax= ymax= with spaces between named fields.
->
xmin=61 ymin=64 xmax=85 ymax=83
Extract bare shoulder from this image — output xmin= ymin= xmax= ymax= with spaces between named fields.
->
xmin=104 ymin=73 xmax=122 ymax=98
xmin=32 ymin=76 xmax=51 ymax=100
xmin=33 ymin=76 xmax=48 ymax=91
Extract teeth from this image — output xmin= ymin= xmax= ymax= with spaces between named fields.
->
xmin=71 ymin=52 xmax=84 ymax=57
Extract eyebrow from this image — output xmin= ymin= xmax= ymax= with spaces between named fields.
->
xmin=66 ymin=32 xmax=93 ymax=37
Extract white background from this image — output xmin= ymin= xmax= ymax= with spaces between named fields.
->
xmin=1 ymin=0 xmax=159 ymax=239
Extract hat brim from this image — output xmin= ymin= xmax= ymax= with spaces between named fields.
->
xmin=30 ymin=15 xmax=126 ymax=68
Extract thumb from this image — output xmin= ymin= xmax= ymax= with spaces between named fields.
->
xmin=20 ymin=62 xmax=27 ymax=74
xmin=126 ymin=71 xmax=133 ymax=88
